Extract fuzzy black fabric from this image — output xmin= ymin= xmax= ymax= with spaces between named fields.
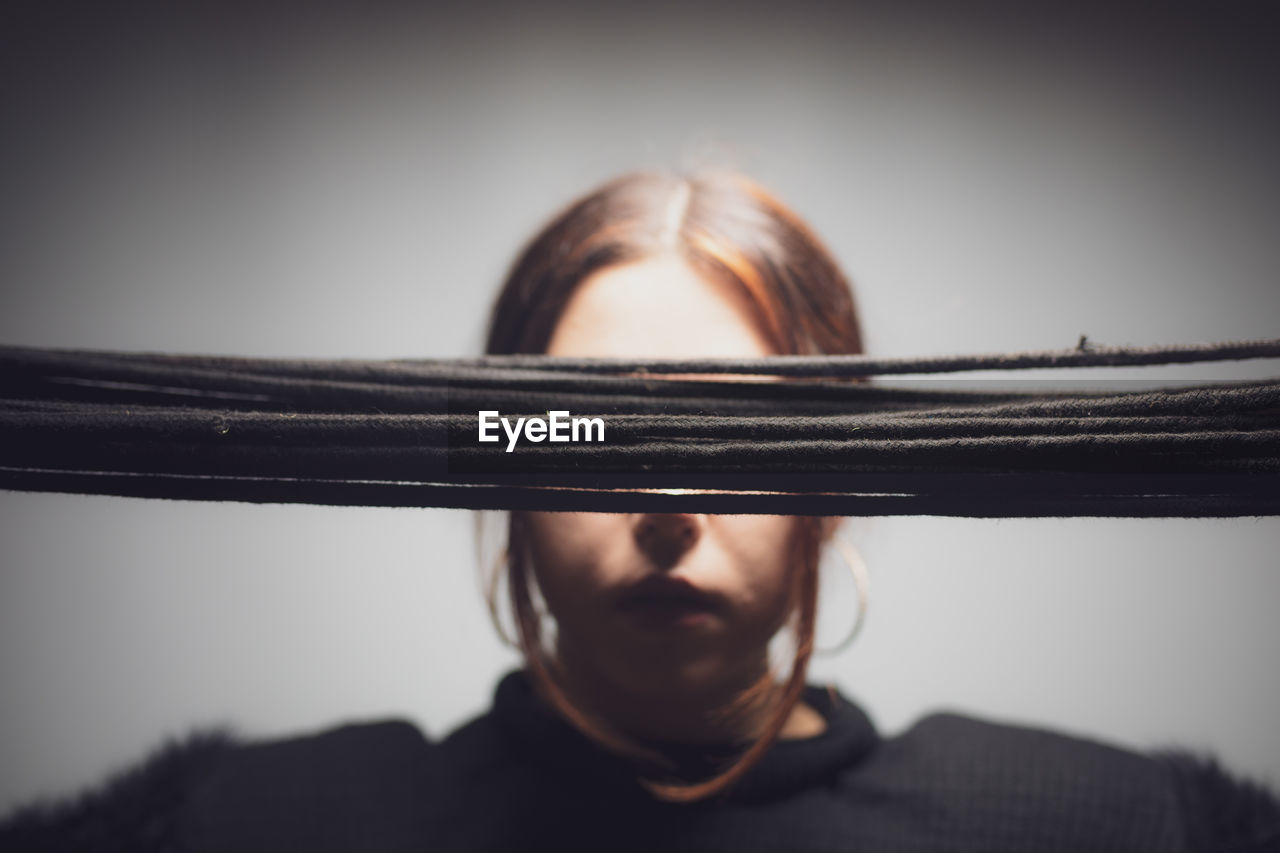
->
xmin=1158 ymin=751 xmax=1280 ymax=852
xmin=3 ymin=673 xmax=1278 ymax=852
xmin=0 ymin=730 xmax=234 ymax=852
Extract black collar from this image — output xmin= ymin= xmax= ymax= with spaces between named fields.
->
xmin=490 ymin=670 xmax=879 ymax=805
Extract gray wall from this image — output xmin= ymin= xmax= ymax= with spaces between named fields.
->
xmin=2 ymin=1 xmax=1278 ymax=812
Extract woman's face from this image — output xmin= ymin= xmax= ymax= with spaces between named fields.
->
xmin=520 ymin=255 xmax=805 ymax=703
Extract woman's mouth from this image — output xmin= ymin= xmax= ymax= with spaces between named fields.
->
xmin=616 ymin=576 xmax=721 ymax=629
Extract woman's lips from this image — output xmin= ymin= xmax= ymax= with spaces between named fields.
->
xmin=616 ymin=576 xmax=721 ymax=628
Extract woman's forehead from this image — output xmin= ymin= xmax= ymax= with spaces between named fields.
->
xmin=544 ymin=255 xmax=777 ymax=360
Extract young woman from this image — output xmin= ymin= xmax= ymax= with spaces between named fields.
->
xmin=3 ymin=171 xmax=1278 ymax=851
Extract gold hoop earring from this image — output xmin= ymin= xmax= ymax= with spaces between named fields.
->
xmin=816 ymin=535 xmax=869 ymax=656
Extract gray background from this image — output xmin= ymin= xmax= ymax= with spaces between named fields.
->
xmin=2 ymin=0 xmax=1278 ymax=812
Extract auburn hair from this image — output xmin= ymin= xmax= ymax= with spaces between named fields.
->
xmin=482 ymin=170 xmax=863 ymax=802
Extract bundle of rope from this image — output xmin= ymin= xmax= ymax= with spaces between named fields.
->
xmin=1 ymin=339 xmax=1277 ymax=517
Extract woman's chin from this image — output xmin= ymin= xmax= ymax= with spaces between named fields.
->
xmin=601 ymin=652 xmax=748 ymax=702
xmin=558 ymin=629 xmax=762 ymax=703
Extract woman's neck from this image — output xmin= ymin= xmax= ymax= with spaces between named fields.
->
xmin=550 ymin=645 xmax=826 ymax=746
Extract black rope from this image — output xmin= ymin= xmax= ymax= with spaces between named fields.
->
xmin=1 ymin=340 xmax=1277 ymax=516
xmin=447 ymin=338 xmax=1280 ymax=377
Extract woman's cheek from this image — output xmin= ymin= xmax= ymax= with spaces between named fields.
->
xmin=713 ymin=516 xmax=798 ymax=626
xmin=524 ymin=512 xmax=626 ymax=619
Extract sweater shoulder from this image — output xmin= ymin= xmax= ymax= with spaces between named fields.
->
xmin=899 ymin=710 xmax=1165 ymax=778
xmin=190 ymin=717 xmax=431 ymax=792
xmin=870 ymin=711 xmax=1280 ymax=852
xmin=864 ymin=711 xmax=1184 ymax=849
xmin=1152 ymin=749 xmax=1280 ymax=852
xmin=0 ymin=719 xmax=435 ymax=853
xmin=0 ymin=727 xmax=235 ymax=852
xmin=181 ymin=718 xmax=435 ymax=850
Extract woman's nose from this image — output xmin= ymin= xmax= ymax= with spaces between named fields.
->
xmin=633 ymin=513 xmax=702 ymax=569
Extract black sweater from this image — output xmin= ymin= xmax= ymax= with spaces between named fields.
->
xmin=4 ymin=671 xmax=1279 ymax=852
